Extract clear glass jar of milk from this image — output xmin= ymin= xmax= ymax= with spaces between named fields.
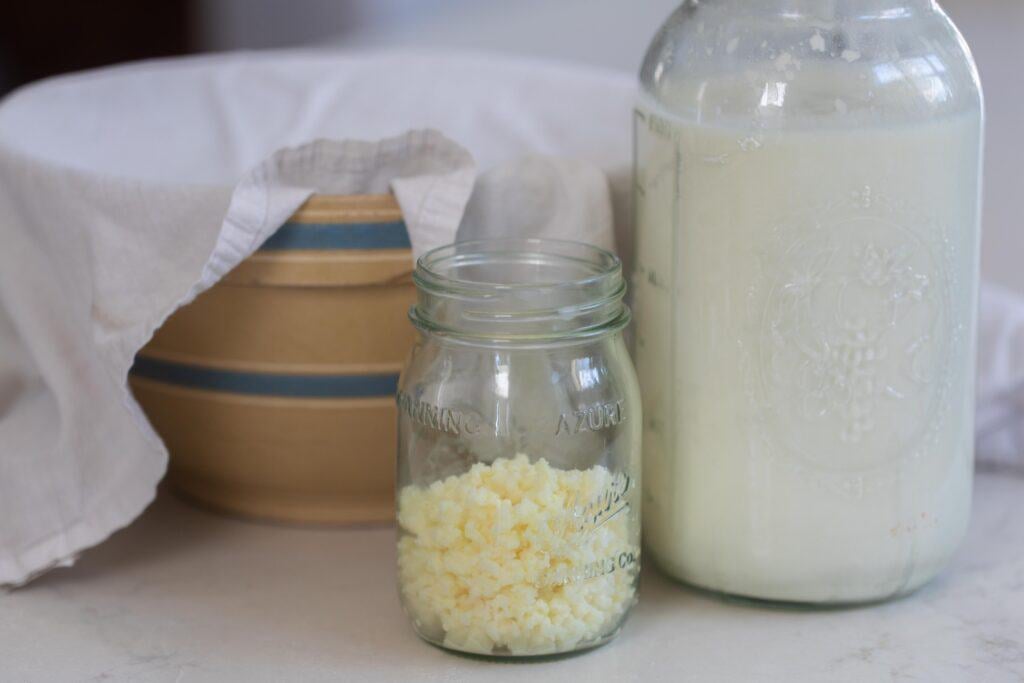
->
xmin=634 ymin=0 xmax=983 ymax=604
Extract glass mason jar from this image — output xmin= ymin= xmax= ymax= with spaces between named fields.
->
xmin=634 ymin=0 xmax=983 ymax=603
xmin=395 ymin=239 xmax=642 ymax=656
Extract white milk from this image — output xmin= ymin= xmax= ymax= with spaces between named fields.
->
xmin=634 ymin=100 xmax=982 ymax=602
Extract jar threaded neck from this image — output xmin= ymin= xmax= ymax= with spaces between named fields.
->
xmin=410 ymin=239 xmax=630 ymax=343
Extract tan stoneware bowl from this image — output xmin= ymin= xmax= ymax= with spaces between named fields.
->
xmin=130 ymin=194 xmax=415 ymax=524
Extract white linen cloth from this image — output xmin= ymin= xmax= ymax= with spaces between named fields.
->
xmin=0 ymin=50 xmax=1020 ymax=587
xmin=977 ymin=282 xmax=1024 ymax=470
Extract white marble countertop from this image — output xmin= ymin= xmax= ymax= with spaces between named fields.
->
xmin=3 ymin=469 xmax=1023 ymax=682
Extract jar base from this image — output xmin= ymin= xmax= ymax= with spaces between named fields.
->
xmin=682 ymin=578 xmax=926 ymax=610
xmin=410 ymin=616 xmax=629 ymax=660
xmin=649 ymin=553 xmax=938 ymax=608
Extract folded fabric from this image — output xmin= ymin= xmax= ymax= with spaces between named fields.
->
xmin=977 ymin=281 xmax=1024 ymax=469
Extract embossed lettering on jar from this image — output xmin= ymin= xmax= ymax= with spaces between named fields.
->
xmin=396 ymin=239 xmax=642 ymax=656
xmin=634 ymin=0 xmax=983 ymax=603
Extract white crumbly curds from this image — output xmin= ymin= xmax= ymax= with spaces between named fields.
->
xmin=397 ymin=454 xmax=639 ymax=655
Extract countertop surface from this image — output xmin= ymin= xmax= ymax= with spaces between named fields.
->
xmin=3 ymin=469 xmax=1023 ymax=683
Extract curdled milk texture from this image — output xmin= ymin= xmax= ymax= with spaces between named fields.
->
xmin=633 ymin=102 xmax=982 ymax=602
xmin=397 ymin=455 xmax=638 ymax=655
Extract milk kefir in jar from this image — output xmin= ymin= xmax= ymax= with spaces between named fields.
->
xmin=634 ymin=0 xmax=983 ymax=603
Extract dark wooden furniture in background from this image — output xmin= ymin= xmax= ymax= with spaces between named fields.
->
xmin=0 ymin=1 xmax=193 ymax=95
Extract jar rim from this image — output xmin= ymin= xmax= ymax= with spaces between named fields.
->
xmin=410 ymin=238 xmax=629 ymax=343
xmin=413 ymin=238 xmax=622 ymax=294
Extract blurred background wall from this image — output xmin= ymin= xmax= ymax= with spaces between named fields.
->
xmin=1 ymin=0 xmax=1020 ymax=291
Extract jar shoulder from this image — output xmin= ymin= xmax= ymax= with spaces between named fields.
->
xmin=400 ymin=336 xmax=639 ymax=395
xmin=640 ymin=1 xmax=982 ymax=125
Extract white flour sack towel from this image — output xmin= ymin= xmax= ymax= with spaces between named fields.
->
xmin=0 ymin=51 xmax=634 ymax=586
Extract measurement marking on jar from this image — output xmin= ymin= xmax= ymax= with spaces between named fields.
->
xmin=555 ymin=400 xmax=626 ymax=436
xmin=396 ymin=392 xmax=481 ymax=436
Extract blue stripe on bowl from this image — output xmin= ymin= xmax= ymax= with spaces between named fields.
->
xmin=259 ymin=221 xmax=411 ymax=252
xmin=131 ymin=356 xmax=399 ymax=399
